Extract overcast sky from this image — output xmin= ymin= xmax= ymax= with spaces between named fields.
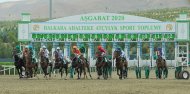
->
xmin=0 ymin=0 xmax=24 ymax=3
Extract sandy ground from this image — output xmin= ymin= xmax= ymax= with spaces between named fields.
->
xmin=0 ymin=69 xmax=190 ymax=94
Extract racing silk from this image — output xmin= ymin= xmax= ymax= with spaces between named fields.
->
xmin=29 ymin=49 xmax=36 ymax=59
xmin=54 ymin=50 xmax=63 ymax=59
xmin=73 ymin=48 xmax=81 ymax=56
xmin=98 ymin=47 xmax=106 ymax=56
xmin=43 ymin=49 xmax=49 ymax=58
xmin=120 ymin=50 xmax=126 ymax=58
xmin=98 ymin=47 xmax=106 ymax=53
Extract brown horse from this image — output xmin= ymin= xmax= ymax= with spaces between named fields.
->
xmin=39 ymin=48 xmax=52 ymax=78
xmin=95 ymin=51 xmax=109 ymax=80
xmin=23 ymin=48 xmax=38 ymax=78
xmin=113 ymin=50 xmax=128 ymax=79
xmin=53 ymin=50 xmax=68 ymax=79
xmin=79 ymin=55 xmax=92 ymax=79
xmin=156 ymin=56 xmax=168 ymax=79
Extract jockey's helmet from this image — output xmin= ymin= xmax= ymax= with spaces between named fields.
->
xmin=115 ymin=47 xmax=121 ymax=51
xmin=97 ymin=45 xmax=102 ymax=50
xmin=57 ymin=47 xmax=60 ymax=50
xmin=73 ymin=46 xmax=77 ymax=49
xmin=15 ymin=45 xmax=20 ymax=49
xmin=29 ymin=45 xmax=33 ymax=50
xmin=42 ymin=45 xmax=46 ymax=49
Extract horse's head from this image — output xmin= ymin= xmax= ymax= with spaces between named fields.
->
xmin=157 ymin=55 xmax=163 ymax=62
xmin=95 ymin=51 xmax=101 ymax=57
xmin=79 ymin=54 xmax=85 ymax=60
xmin=113 ymin=50 xmax=121 ymax=59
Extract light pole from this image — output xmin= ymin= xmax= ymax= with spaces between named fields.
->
xmin=49 ymin=0 xmax=52 ymax=20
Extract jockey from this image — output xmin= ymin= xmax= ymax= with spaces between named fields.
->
xmin=54 ymin=47 xmax=64 ymax=61
xmin=29 ymin=45 xmax=36 ymax=63
xmin=72 ymin=46 xmax=81 ymax=57
xmin=115 ymin=47 xmax=126 ymax=60
xmin=97 ymin=45 xmax=106 ymax=56
xmin=42 ymin=45 xmax=49 ymax=63
xmin=97 ymin=45 xmax=107 ymax=62
xmin=15 ymin=45 xmax=21 ymax=53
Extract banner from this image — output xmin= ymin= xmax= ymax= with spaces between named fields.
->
xmin=30 ymin=22 xmax=176 ymax=34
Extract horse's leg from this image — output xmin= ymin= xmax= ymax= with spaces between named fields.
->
xmin=123 ymin=65 xmax=126 ymax=79
xmin=34 ymin=64 xmax=38 ymax=77
xmin=124 ymin=63 xmax=128 ymax=79
xmin=28 ymin=67 xmax=33 ymax=78
xmin=104 ymin=66 xmax=108 ymax=79
xmin=103 ymin=65 xmax=108 ymax=80
xmin=79 ymin=67 xmax=82 ymax=79
xmin=158 ymin=67 xmax=161 ymax=79
xmin=64 ymin=65 xmax=68 ymax=80
xmin=48 ymin=64 xmax=52 ymax=78
xmin=87 ymin=66 xmax=92 ymax=79
xmin=119 ymin=68 xmax=122 ymax=80
xmin=76 ymin=68 xmax=80 ymax=79
xmin=16 ymin=66 xmax=21 ymax=78
xmin=96 ymin=67 xmax=100 ymax=79
xmin=116 ymin=67 xmax=119 ymax=76
xmin=42 ymin=67 xmax=47 ymax=78
xmin=83 ymin=67 xmax=86 ymax=79
xmin=126 ymin=66 xmax=128 ymax=78
xmin=59 ymin=67 xmax=63 ymax=79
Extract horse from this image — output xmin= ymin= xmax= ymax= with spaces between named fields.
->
xmin=39 ymin=48 xmax=52 ymax=79
xmin=79 ymin=54 xmax=92 ymax=79
xmin=23 ymin=48 xmax=38 ymax=78
xmin=12 ymin=49 xmax=25 ymax=78
xmin=156 ymin=56 xmax=168 ymax=79
xmin=70 ymin=54 xmax=83 ymax=79
xmin=113 ymin=50 xmax=128 ymax=79
xmin=53 ymin=51 xmax=69 ymax=79
xmin=95 ymin=51 xmax=109 ymax=80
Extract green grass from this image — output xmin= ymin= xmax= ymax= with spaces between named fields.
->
xmin=122 ymin=7 xmax=190 ymax=21
xmin=0 ymin=62 xmax=14 ymax=65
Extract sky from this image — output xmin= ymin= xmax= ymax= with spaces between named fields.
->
xmin=0 ymin=0 xmax=23 ymax=3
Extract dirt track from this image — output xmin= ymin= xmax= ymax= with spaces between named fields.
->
xmin=0 ymin=69 xmax=190 ymax=94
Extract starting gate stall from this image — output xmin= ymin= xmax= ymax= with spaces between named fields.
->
xmin=18 ymin=12 xmax=190 ymax=78
xmin=174 ymin=13 xmax=190 ymax=79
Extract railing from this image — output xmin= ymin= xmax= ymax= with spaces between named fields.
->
xmin=0 ymin=65 xmax=16 ymax=75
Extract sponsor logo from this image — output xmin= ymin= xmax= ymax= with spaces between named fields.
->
xmin=33 ymin=24 xmax=40 ymax=31
xmin=166 ymin=24 xmax=173 ymax=31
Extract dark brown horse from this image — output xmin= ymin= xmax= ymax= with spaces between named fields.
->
xmin=113 ymin=50 xmax=128 ymax=79
xmin=23 ymin=48 xmax=38 ymax=78
xmin=156 ymin=56 xmax=168 ymax=79
xmin=12 ymin=49 xmax=25 ymax=78
xmin=70 ymin=54 xmax=83 ymax=79
xmin=53 ymin=50 xmax=68 ymax=79
xmin=79 ymin=55 xmax=92 ymax=79
xmin=39 ymin=48 xmax=52 ymax=79
xmin=95 ymin=51 xmax=109 ymax=80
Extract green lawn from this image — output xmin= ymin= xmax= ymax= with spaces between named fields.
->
xmin=0 ymin=62 xmax=14 ymax=65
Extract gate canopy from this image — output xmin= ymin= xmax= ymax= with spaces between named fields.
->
xmin=18 ymin=13 xmax=176 ymax=42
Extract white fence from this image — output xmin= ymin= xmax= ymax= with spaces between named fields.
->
xmin=0 ymin=65 xmax=16 ymax=75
